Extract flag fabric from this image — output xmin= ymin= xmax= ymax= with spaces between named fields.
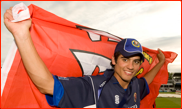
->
xmin=1 ymin=4 xmax=177 ymax=108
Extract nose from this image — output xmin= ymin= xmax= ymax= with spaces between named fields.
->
xmin=127 ymin=61 xmax=134 ymax=70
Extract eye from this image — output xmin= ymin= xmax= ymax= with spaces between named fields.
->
xmin=134 ymin=60 xmax=140 ymax=64
xmin=122 ymin=58 xmax=128 ymax=62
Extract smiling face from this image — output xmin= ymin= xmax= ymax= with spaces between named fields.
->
xmin=112 ymin=54 xmax=141 ymax=83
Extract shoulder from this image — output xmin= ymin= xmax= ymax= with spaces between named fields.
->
xmin=91 ymin=69 xmax=114 ymax=82
xmin=131 ymin=77 xmax=139 ymax=82
xmin=131 ymin=77 xmax=146 ymax=83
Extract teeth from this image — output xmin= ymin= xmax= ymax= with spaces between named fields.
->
xmin=125 ymin=71 xmax=132 ymax=74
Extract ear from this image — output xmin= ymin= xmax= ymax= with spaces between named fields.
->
xmin=111 ymin=56 xmax=116 ymax=65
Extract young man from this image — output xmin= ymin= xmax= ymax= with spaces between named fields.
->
xmin=4 ymin=7 xmax=165 ymax=108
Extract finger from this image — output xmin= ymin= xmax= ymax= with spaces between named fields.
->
xmin=8 ymin=7 xmax=13 ymax=14
xmin=9 ymin=6 xmax=13 ymax=12
xmin=4 ymin=7 xmax=13 ymax=17
xmin=4 ymin=12 xmax=14 ymax=21
xmin=158 ymin=48 xmax=163 ymax=54
xmin=6 ymin=8 xmax=13 ymax=15
xmin=9 ymin=7 xmax=14 ymax=15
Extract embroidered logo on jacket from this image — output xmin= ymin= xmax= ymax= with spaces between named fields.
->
xmin=58 ymin=76 xmax=69 ymax=80
xmin=134 ymin=93 xmax=137 ymax=102
xmin=115 ymin=95 xmax=119 ymax=104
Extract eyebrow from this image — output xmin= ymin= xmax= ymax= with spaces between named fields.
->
xmin=134 ymin=59 xmax=141 ymax=61
xmin=120 ymin=56 xmax=141 ymax=61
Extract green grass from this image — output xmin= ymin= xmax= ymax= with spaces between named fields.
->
xmin=159 ymin=92 xmax=176 ymax=94
xmin=156 ymin=97 xmax=181 ymax=108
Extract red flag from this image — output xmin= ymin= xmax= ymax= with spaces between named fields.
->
xmin=1 ymin=4 xmax=177 ymax=108
xmin=136 ymin=47 xmax=177 ymax=108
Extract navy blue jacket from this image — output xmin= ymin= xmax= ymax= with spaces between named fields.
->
xmin=45 ymin=69 xmax=149 ymax=108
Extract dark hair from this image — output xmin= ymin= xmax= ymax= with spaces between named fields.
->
xmin=110 ymin=52 xmax=121 ymax=68
xmin=110 ymin=52 xmax=142 ymax=68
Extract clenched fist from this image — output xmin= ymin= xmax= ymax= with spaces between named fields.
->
xmin=4 ymin=7 xmax=32 ymax=40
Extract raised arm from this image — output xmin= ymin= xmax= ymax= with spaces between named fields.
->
xmin=143 ymin=49 xmax=165 ymax=85
xmin=4 ymin=7 xmax=54 ymax=95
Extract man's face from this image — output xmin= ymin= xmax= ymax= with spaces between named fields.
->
xmin=112 ymin=54 xmax=141 ymax=83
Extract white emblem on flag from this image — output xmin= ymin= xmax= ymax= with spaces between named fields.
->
xmin=71 ymin=49 xmax=112 ymax=75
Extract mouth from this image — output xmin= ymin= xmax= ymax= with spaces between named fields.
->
xmin=124 ymin=71 xmax=133 ymax=76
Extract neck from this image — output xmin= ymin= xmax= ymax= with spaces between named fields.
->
xmin=114 ymin=72 xmax=130 ymax=89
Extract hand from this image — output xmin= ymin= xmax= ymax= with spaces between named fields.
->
xmin=4 ymin=7 xmax=32 ymax=40
xmin=157 ymin=48 xmax=165 ymax=64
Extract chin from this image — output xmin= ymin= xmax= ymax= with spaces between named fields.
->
xmin=121 ymin=76 xmax=132 ymax=82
